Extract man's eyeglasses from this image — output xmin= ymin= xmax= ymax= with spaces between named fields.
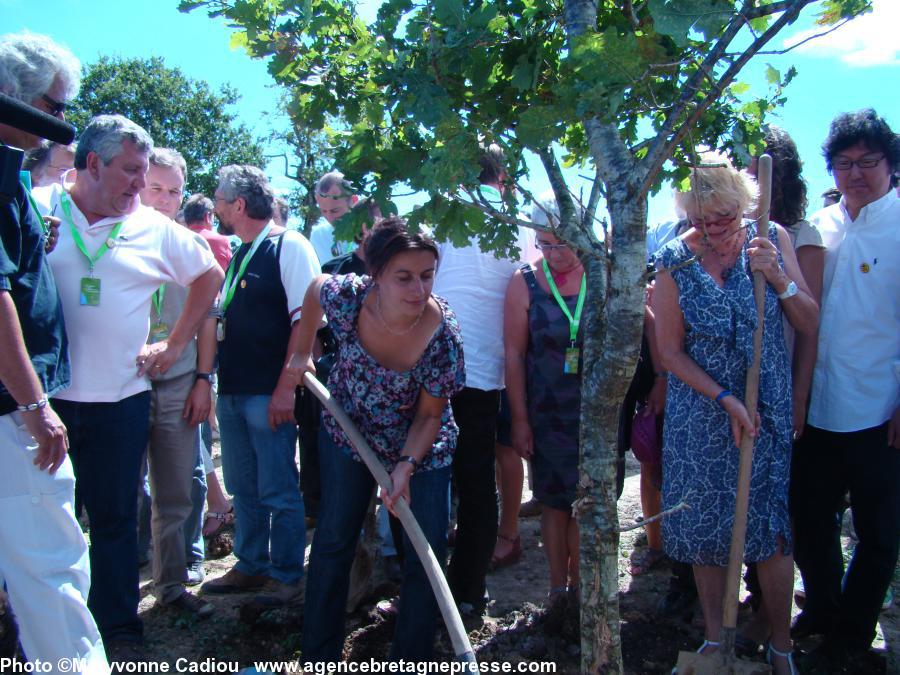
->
xmin=832 ymin=155 xmax=885 ymax=171
xmin=40 ymin=93 xmax=67 ymax=117
xmin=536 ymin=242 xmax=570 ymax=253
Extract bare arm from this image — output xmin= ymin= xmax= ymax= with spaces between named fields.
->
xmin=0 ymin=291 xmax=68 ymax=473
xmin=644 ymin=288 xmax=667 ymax=417
xmin=138 ymin=265 xmax=224 ymax=376
xmin=383 ymin=388 xmax=446 ymax=513
xmin=652 ymin=271 xmax=756 ymax=446
xmin=503 ymin=271 xmax=532 ymax=458
xmin=267 ymin=319 xmax=309 ymax=430
xmin=790 ymin=245 xmax=825 ymax=438
xmin=182 ymin=316 xmax=218 ymax=426
xmin=748 ymin=226 xmax=819 ymax=335
xmin=284 ymin=274 xmax=329 ymax=381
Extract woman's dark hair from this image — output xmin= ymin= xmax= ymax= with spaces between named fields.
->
xmin=822 ymin=109 xmax=900 ymax=180
xmin=763 ymin=126 xmax=807 ymax=226
xmin=364 ymin=216 xmax=438 ymax=278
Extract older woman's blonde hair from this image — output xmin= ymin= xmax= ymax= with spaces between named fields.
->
xmin=674 ymin=151 xmax=758 ymax=221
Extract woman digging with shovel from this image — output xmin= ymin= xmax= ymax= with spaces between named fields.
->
xmin=652 ymin=153 xmax=818 ymax=674
xmin=288 ymin=217 xmax=466 ymax=666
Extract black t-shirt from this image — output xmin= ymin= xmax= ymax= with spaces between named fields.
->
xmin=217 ymin=233 xmax=291 ymax=395
xmin=322 ymin=251 xmax=366 ymax=276
xmin=0 ymin=179 xmax=70 ymax=415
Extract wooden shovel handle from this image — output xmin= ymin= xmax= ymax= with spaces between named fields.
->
xmin=302 ymin=372 xmax=477 ymax=665
xmin=720 ymin=154 xmax=773 ymax=659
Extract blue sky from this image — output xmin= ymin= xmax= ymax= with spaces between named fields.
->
xmin=4 ymin=0 xmax=898 ymax=225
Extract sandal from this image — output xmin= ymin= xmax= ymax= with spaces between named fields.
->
xmin=629 ymin=547 xmax=664 ymax=575
xmin=490 ymin=534 xmax=522 ymax=570
xmin=766 ymin=643 xmax=799 ymax=675
xmin=203 ymin=506 xmax=234 ymax=538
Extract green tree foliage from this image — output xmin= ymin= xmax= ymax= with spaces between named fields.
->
xmin=181 ymin=0 xmax=869 ymax=670
xmin=67 ymin=55 xmax=266 ymax=197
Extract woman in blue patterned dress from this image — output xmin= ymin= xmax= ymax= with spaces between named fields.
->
xmin=652 ymin=154 xmax=818 ymax=674
xmin=288 ymin=217 xmax=466 ymax=665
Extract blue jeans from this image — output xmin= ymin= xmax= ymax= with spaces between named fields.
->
xmin=302 ymin=427 xmax=450 ymax=664
xmin=218 ymin=394 xmax=304 ymax=584
xmin=55 ymin=391 xmax=151 ymax=644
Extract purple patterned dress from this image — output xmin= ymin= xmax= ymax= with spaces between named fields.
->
xmin=320 ymin=274 xmax=466 ymax=472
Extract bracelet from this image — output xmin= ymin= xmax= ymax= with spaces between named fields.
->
xmin=17 ymin=396 xmax=48 ymax=412
xmin=714 ymin=390 xmax=731 ymax=405
xmin=398 ymin=455 xmax=420 ymax=472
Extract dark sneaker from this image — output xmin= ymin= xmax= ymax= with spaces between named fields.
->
xmin=458 ymin=602 xmax=484 ymax=632
xmin=165 ymin=590 xmax=214 ymax=619
xmin=252 ymin=580 xmax=304 ymax=608
xmin=105 ymin=640 xmax=147 ymax=665
xmin=790 ymin=611 xmax=836 ymax=640
xmin=185 ymin=561 xmax=205 ymax=586
xmin=201 ymin=567 xmax=269 ymax=594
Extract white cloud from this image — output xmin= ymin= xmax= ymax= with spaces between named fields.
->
xmin=782 ymin=0 xmax=899 ymax=67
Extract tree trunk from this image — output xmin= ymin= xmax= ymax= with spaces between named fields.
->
xmin=576 ymin=195 xmax=647 ymax=673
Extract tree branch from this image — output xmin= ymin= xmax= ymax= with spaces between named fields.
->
xmin=640 ymin=0 xmax=814 ymax=196
xmin=618 ymin=502 xmax=691 ymax=533
xmin=745 ymin=0 xmax=793 ymax=19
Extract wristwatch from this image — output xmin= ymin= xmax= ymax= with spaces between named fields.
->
xmin=195 ymin=372 xmax=213 ymax=383
xmin=398 ymin=455 xmax=420 ymax=472
xmin=777 ymin=280 xmax=798 ymax=300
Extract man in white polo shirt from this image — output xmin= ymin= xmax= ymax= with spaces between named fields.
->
xmin=41 ymin=115 xmax=223 ymax=662
xmin=790 ymin=109 xmax=899 ymax=670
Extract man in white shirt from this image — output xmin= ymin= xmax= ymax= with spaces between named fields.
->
xmin=435 ymin=144 xmax=536 ymax=621
xmin=43 ymin=115 xmax=223 ymax=662
xmin=0 ymin=31 xmax=107 ymax=674
xmin=790 ymin=109 xmax=899 ymax=669
xmin=310 ymin=171 xmax=357 ymax=265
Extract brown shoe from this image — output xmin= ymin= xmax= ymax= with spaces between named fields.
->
xmin=200 ymin=567 xmax=269 ymax=594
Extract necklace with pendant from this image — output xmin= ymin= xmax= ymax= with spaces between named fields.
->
xmin=375 ymin=287 xmax=426 ymax=336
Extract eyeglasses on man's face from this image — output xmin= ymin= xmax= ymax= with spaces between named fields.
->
xmin=40 ymin=93 xmax=67 ymax=118
xmin=832 ymin=155 xmax=885 ymax=171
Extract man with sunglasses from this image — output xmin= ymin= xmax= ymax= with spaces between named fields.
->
xmin=790 ymin=109 xmax=899 ymax=670
xmin=0 ymin=31 xmax=108 ymax=673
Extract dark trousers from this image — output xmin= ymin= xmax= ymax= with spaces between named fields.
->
xmin=55 ymin=392 xmax=151 ymax=645
xmin=790 ymin=422 xmax=900 ymax=649
xmin=302 ymin=428 xmax=450 ymax=663
xmin=447 ymin=387 xmax=500 ymax=609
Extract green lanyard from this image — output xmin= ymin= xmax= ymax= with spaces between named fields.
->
xmin=60 ymin=193 xmax=123 ymax=276
xmin=152 ymin=285 xmax=166 ymax=320
xmin=220 ymin=223 xmax=272 ymax=315
xmin=19 ymin=171 xmax=48 ymax=233
xmin=542 ymin=258 xmax=586 ymax=344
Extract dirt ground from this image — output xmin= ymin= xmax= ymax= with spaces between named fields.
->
xmin=137 ymin=449 xmax=899 ymax=674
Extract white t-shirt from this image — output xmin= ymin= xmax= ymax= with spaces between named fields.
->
xmin=309 ymin=220 xmax=355 ymax=266
xmin=807 ymin=191 xmax=900 ymax=432
xmin=434 ymin=224 xmax=536 ymax=392
xmin=41 ymin=186 xmax=217 ymax=403
xmin=277 ymin=228 xmax=322 ymax=321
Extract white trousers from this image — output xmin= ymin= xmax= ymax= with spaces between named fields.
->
xmin=0 ymin=412 xmax=107 ymax=674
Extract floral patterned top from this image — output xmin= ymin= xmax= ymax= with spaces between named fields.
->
xmin=320 ymin=274 xmax=466 ymax=472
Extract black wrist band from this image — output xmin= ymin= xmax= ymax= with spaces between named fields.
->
xmin=195 ymin=372 xmax=213 ymax=383
xmin=398 ymin=455 xmax=420 ymax=472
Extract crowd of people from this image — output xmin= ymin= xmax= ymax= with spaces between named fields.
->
xmin=0 ymin=28 xmax=897 ymax=675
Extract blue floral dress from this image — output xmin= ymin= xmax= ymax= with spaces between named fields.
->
xmin=320 ymin=274 xmax=466 ymax=472
xmin=652 ymin=223 xmax=792 ymax=565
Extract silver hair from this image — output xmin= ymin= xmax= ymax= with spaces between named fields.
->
xmin=74 ymin=115 xmax=153 ymax=170
xmin=0 ymin=31 xmax=81 ymax=103
xmin=150 ymin=147 xmax=188 ymax=182
xmin=217 ymin=165 xmax=274 ymax=221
